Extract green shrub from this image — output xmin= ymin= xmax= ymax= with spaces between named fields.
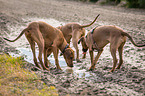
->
xmin=137 ymin=0 xmax=145 ymax=8
xmin=107 ymin=0 xmax=121 ymax=2
xmin=90 ymin=0 xmax=99 ymax=2
xmin=98 ymin=0 xmax=121 ymax=5
xmin=88 ymin=0 xmax=145 ymax=8
xmin=126 ymin=0 xmax=139 ymax=8
xmin=126 ymin=0 xmax=145 ymax=8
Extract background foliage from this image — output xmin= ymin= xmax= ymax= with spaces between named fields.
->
xmin=79 ymin=0 xmax=145 ymax=8
xmin=126 ymin=0 xmax=145 ymax=8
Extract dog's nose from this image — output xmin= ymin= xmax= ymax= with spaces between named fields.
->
xmin=69 ymin=65 xmax=73 ymax=67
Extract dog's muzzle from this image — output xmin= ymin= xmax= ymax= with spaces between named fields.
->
xmin=69 ymin=65 xmax=73 ymax=67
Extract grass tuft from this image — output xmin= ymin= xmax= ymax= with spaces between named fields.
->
xmin=0 ymin=54 xmax=58 ymax=96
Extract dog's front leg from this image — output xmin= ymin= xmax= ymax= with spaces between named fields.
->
xmin=82 ymin=53 xmax=86 ymax=59
xmin=88 ymin=50 xmax=95 ymax=71
xmin=53 ymin=47 xmax=62 ymax=70
xmin=46 ymin=48 xmax=53 ymax=68
xmin=93 ymin=50 xmax=103 ymax=68
xmin=44 ymin=48 xmax=49 ymax=68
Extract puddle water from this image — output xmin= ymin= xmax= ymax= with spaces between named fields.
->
xmin=6 ymin=17 xmax=145 ymax=79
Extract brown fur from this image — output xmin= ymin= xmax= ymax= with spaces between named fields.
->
xmin=4 ymin=21 xmax=74 ymax=70
xmin=79 ymin=25 xmax=145 ymax=72
xmin=57 ymin=14 xmax=100 ymax=62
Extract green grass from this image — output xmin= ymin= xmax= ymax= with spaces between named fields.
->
xmin=0 ymin=54 xmax=58 ymax=96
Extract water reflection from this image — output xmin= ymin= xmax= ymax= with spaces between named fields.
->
xmin=9 ymin=47 xmax=96 ymax=79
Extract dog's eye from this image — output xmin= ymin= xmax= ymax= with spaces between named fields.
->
xmin=70 ymin=57 xmax=73 ymax=60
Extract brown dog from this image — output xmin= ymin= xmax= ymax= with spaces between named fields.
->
xmin=4 ymin=21 xmax=74 ymax=70
xmin=78 ymin=25 xmax=145 ymax=72
xmin=57 ymin=14 xmax=100 ymax=62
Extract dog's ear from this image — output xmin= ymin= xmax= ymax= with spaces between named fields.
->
xmin=51 ymin=43 xmax=54 ymax=47
xmin=78 ymin=36 xmax=84 ymax=44
xmin=49 ymin=41 xmax=54 ymax=47
xmin=78 ymin=39 xmax=81 ymax=44
xmin=60 ymin=53 xmax=63 ymax=56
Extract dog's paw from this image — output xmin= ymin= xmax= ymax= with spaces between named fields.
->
xmin=76 ymin=59 xmax=82 ymax=63
xmin=44 ymin=67 xmax=50 ymax=71
xmin=109 ymin=69 xmax=115 ymax=72
xmin=56 ymin=67 xmax=62 ymax=71
xmin=88 ymin=67 xmax=95 ymax=71
xmin=116 ymin=66 xmax=121 ymax=69
xmin=36 ymin=64 xmax=42 ymax=69
xmin=31 ymin=66 xmax=41 ymax=71
xmin=45 ymin=65 xmax=49 ymax=68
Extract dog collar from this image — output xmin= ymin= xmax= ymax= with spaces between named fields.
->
xmin=91 ymin=27 xmax=103 ymax=51
xmin=60 ymin=43 xmax=69 ymax=55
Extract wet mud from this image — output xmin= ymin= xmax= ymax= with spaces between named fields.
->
xmin=0 ymin=0 xmax=145 ymax=95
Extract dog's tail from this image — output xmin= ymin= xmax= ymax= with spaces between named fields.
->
xmin=122 ymin=32 xmax=145 ymax=47
xmin=3 ymin=28 xmax=28 ymax=42
xmin=81 ymin=14 xmax=100 ymax=28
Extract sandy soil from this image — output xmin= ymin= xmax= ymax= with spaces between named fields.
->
xmin=0 ymin=0 xmax=145 ymax=95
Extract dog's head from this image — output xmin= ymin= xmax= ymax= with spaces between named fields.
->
xmin=63 ymin=48 xmax=74 ymax=67
xmin=78 ymin=36 xmax=88 ymax=54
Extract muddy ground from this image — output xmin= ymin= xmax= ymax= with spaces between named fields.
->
xmin=0 ymin=0 xmax=145 ymax=95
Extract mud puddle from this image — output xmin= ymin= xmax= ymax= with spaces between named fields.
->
xmin=4 ymin=17 xmax=145 ymax=95
xmin=6 ymin=17 xmax=145 ymax=71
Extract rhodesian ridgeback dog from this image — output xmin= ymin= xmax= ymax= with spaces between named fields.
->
xmin=57 ymin=14 xmax=100 ymax=62
xmin=4 ymin=21 xmax=74 ymax=70
xmin=78 ymin=25 xmax=145 ymax=72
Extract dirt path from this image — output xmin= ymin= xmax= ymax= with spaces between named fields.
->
xmin=0 ymin=0 xmax=145 ymax=95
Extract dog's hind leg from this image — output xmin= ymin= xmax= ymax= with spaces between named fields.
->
xmin=72 ymin=39 xmax=81 ymax=62
xmin=116 ymin=42 xmax=125 ymax=69
xmin=72 ymin=30 xmax=81 ymax=62
xmin=37 ymin=41 xmax=48 ymax=70
xmin=31 ymin=30 xmax=48 ymax=70
xmin=25 ymin=35 xmax=41 ymax=69
xmin=88 ymin=50 xmax=94 ymax=71
xmin=110 ymin=43 xmax=118 ymax=72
